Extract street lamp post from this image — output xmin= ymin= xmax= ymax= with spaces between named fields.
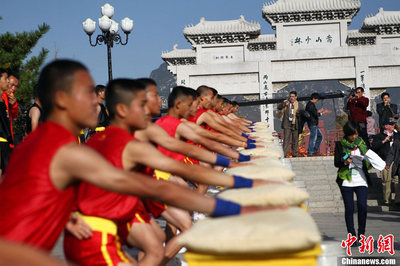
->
xmin=82 ymin=3 xmax=133 ymax=81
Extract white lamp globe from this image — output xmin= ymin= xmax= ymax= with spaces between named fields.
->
xmin=82 ymin=18 xmax=96 ymax=35
xmin=109 ymin=20 xmax=119 ymax=34
xmin=121 ymin=17 xmax=134 ymax=33
xmin=101 ymin=3 xmax=114 ymax=18
xmin=98 ymin=15 xmax=112 ymax=32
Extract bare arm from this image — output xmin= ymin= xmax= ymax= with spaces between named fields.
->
xmin=29 ymin=106 xmax=41 ymax=131
xmin=51 ymin=144 xmax=216 ymax=214
xmin=125 ymin=141 xmax=236 ymax=187
xmin=221 ymin=115 xmax=251 ymax=132
xmin=177 ymin=123 xmax=240 ymax=159
xmin=125 ymin=141 xmax=269 ymax=187
xmin=227 ymin=113 xmax=252 ymax=126
xmin=198 ymin=112 xmax=246 ymax=142
xmin=184 ymin=121 xmax=245 ymax=149
xmin=0 ymin=239 xmax=65 ymax=266
xmin=143 ymin=124 xmax=218 ymax=165
xmin=207 ymin=111 xmax=245 ymax=135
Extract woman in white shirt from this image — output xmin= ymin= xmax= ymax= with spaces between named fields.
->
xmin=334 ymin=121 xmax=371 ymax=239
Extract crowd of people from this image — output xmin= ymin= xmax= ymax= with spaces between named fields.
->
xmin=277 ymin=86 xmax=400 ymax=243
xmin=0 ymin=59 xmax=282 ymax=265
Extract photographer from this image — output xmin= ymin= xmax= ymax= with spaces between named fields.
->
xmin=347 ymin=87 xmax=369 ymax=146
xmin=372 ymin=119 xmax=400 ymax=204
xmin=376 ymin=92 xmax=398 ymax=131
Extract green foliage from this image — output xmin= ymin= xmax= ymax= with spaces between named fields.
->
xmin=0 ymin=22 xmax=50 ymax=140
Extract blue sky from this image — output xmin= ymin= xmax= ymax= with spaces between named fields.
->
xmin=1 ymin=0 xmax=399 ymax=86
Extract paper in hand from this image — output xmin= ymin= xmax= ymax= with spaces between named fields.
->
xmin=350 ymin=154 xmax=364 ymax=168
xmin=364 ymin=149 xmax=385 ymax=171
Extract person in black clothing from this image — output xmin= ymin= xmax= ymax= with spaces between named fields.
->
xmin=376 ymin=92 xmax=398 ymax=132
xmin=372 ymin=119 xmax=400 ymax=204
xmin=85 ymin=85 xmax=110 ymax=141
xmin=347 ymin=87 xmax=370 ymax=147
xmin=0 ymin=69 xmax=12 ymax=175
xmin=334 ymin=121 xmax=371 ymax=239
xmin=386 ymin=136 xmax=400 ymax=205
xmin=306 ymin=93 xmax=330 ymax=156
xmin=94 ymin=85 xmax=109 ymax=128
xmin=26 ymin=84 xmax=43 ymax=134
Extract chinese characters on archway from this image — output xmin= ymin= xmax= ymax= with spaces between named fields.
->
xmin=290 ymin=34 xmax=333 ymax=46
xmin=262 ymin=74 xmax=269 ymax=123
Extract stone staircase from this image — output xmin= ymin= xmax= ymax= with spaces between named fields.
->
xmin=289 ymin=156 xmax=398 ymax=213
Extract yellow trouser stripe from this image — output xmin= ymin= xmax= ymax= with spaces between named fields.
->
xmin=135 ymin=213 xmax=146 ymax=224
xmin=115 ymin=235 xmax=130 ymax=262
xmin=184 ymin=157 xmax=194 ymax=165
xmin=76 ymin=212 xmax=117 ymax=236
xmin=0 ymin=137 xmax=7 ymax=142
xmin=154 ymin=169 xmax=171 ymax=181
xmin=95 ymin=127 xmax=106 ymax=132
xmin=101 ymin=232 xmax=113 ymax=266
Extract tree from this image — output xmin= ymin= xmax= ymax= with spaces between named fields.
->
xmin=0 ymin=22 xmax=50 ymax=141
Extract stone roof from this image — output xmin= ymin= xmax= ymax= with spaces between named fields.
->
xmin=347 ymin=30 xmax=376 ymax=46
xmin=248 ymin=34 xmax=276 ymax=43
xmin=363 ymin=8 xmax=400 ymax=27
xmin=183 ymin=16 xmax=260 ymax=36
xmin=347 ymin=30 xmax=377 ymax=38
xmin=161 ymin=45 xmax=196 ymax=59
xmin=262 ymin=0 xmax=361 ymax=24
xmin=263 ymin=0 xmax=361 ymax=14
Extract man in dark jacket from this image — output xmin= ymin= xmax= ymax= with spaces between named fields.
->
xmin=372 ymin=119 xmax=400 ymax=204
xmin=376 ymin=92 xmax=398 ymax=131
xmin=347 ymin=87 xmax=369 ymax=146
xmin=305 ymin=93 xmax=330 ymax=156
xmin=386 ymin=138 xmax=400 ymax=205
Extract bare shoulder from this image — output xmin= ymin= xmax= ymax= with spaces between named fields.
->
xmin=183 ymin=120 xmax=196 ymax=129
xmin=50 ymin=143 xmax=110 ymax=189
xmin=206 ymin=110 xmax=217 ymax=116
xmin=135 ymin=127 xmax=150 ymax=141
xmin=144 ymin=123 xmax=170 ymax=142
xmin=125 ymin=139 xmax=156 ymax=154
xmin=177 ymin=121 xmax=193 ymax=132
xmin=29 ymin=106 xmax=40 ymax=116
xmin=198 ymin=111 xmax=211 ymax=122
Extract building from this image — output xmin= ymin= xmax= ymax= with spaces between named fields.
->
xmin=161 ymin=0 xmax=400 ymax=130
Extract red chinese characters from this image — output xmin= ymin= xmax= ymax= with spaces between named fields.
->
xmin=359 ymin=235 xmax=374 ymax=254
xmin=341 ymin=234 xmax=395 ymax=256
xmin=377 ymin=234 xmax=395 ymax=255
xmin=341 ymin=233 xmax=357 ymax=256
